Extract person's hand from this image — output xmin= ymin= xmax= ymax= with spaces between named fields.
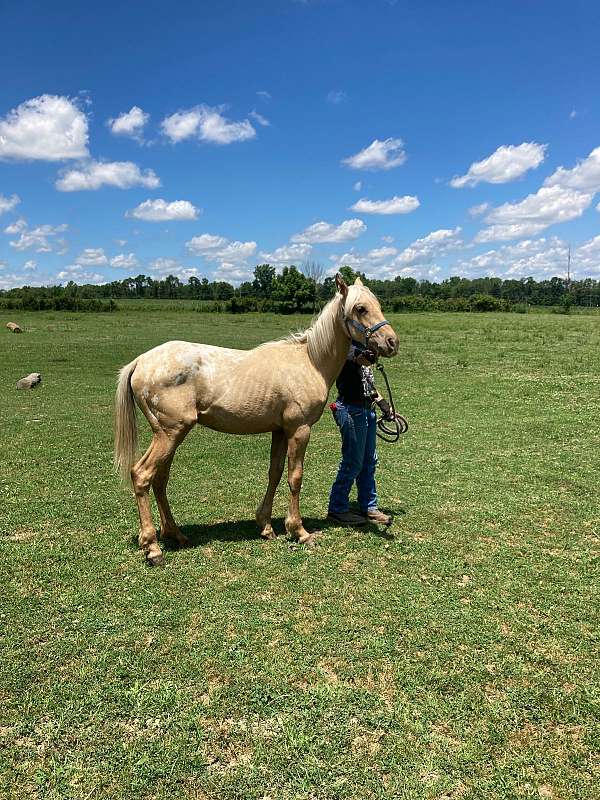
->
xmin=355 ymin=349 xmax=377 ymax=367
xmin=355 ymin=353 xmax=374 ymax=367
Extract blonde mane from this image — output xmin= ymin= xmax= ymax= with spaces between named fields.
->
xmin=285 ymin=283 xmax=378 ymax=366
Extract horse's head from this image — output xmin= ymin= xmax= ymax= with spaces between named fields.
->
xmin=336 ymin=273 xmax=399 ymax=357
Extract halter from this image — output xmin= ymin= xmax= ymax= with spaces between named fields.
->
xmin=344 ymin=316 xmax=392 ymax=345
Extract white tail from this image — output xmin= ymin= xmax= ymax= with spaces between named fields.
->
xmin=114 ymin=359 xmax=138 ymax=483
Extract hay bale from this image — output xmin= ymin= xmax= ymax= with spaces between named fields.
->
xmin=16 ymin=373 xmax=42 ymax=390
xmin=6 ymin=322 xmax=22 ymax=333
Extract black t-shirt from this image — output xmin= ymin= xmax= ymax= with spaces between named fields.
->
xmin=336 ymin=346 xmax=376 ymax=402
xmin=336 ymin=359 xmax=364 ymax=401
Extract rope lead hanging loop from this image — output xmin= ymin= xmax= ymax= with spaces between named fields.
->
xmin=375 ymin=363 xmax=408 ymax=443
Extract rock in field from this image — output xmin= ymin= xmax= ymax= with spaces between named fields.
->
xmin=16 ymin=373 xmax=42 ymax=390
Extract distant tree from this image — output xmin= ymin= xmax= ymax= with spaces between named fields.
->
xmin=338 ymin=265 xmax=367 ymax=286
xmin=272 ymin=266 xmax=316 ymax=311
xmin=212 ymin=281 xmax=234 ymax=300
xmin=188 ymin=276 xmax=201 ymax=298
xmin=301 ymin=260 xmax=325 ymax=312
xmin=320 ymin=276 xmax=336 ymax=301
xmin=238 ymin=281 xmax=255 ymax=297
xmin=253 ymin=264 xmax=276 ymax=298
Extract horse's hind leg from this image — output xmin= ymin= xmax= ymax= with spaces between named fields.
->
xmin=256 ymin=430 xmax=287 ymax=539
xmin=153 ymin=453 xmax=190 ymax=548
xmin=131 ymin=424 xmax=192 ymax=566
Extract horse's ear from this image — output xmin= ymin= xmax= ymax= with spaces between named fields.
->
xmin=335 ymin=273 xmax=348 ymax=297
xmin=354 ymin=276 xmax=363 ymax=286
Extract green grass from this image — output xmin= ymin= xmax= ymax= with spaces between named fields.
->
xmin=1 ymin=309 xmax=598 ymax=800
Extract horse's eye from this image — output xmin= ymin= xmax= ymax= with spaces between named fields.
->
xmin=357 ymin=306 xmax=367 ymax=315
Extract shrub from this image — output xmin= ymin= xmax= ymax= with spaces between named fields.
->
xmin=469 ymin=293 xmax=504 ymax=312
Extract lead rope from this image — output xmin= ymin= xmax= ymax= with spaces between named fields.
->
xmin=375 ymin=363 xmax=408 ymax=443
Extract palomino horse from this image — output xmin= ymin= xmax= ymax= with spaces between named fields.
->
xmin=114 ymin=274 xmax=399 ymax=565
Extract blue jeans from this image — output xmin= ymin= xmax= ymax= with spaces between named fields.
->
xmin=328 ymin=401 xmax=378 ymax=513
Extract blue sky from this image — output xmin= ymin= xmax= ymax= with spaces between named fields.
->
xmin=1 ymin=0 xmax=599 ymax=288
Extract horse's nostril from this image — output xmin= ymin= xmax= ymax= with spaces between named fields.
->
xmin=386 ymin=336 xmax=396 ymax=350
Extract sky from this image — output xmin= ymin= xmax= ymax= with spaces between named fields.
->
xmin=1 ymin=0 xmax=599 ymax=290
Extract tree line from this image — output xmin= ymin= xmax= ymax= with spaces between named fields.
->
xmin=1 ymin=263 xmax=599 ymax=313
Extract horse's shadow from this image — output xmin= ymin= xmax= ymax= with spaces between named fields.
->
xmin=158 ymin=507 xmax=405 ymax=551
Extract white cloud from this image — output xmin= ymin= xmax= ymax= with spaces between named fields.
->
xmin=212 ymin=262 xmax=253 ymax=283
xmin=126 ymin=198 xmax=199 ymax=221
xmin=575 ymin=234 xmax=600 ymax=275
xmin=455 ymin=234 xmax=600 ymax=280
xmin=368 ymin=246 xmax=397 ymax=260
xmin=450 ymin=142 xmax=547 ymax=188
xmin=9 ymin=221 xmax=68 ymax=252
xmin=161 ymin=105 xmax=256 ymax=145
xmin=148 ymin=257 xmax=200 ymax=280
xmin=381 ymin=235 xmax=394 ymax=243
xmin=185 ymin=232 xmax=256 ymax=265
xmin=353 ymin=181 xmax=362 ymax=192
xmin=350 ymin=195 xmax=420 ymax=215
xmin=0 ymin=95 xmax=88 ymax=161
xmin=75 ymin=248 xmax=107 ymax=266
xmin=0 ymin=193 xmax=20 ymax=215
xmin=474 ymin=147 xmax=600 ymax=242
xmin=342 ymin=138 xmax=406 ymax=171
xmin=326 ymin=90 xmax=347 ymax=104
xmin=108 ymin=106 xmax=149 ymax=140
xmin=260 ymin=242 xmax=313 ymax=264
xmin=249 ymin=110 xmax=270 ymax=127
xmin=0 ymin=271 xmax=46 ymax=290
xmin=23 ymin=259 xmax=37 ymax=271
xmin=543 ymin=146 xmax=600 ymax=194
xmin=569 ymin=110 xmax=577 ymax=120
xmin=291 ymin=218 xmax=366 ymax=243
xmin=55 ymin=265 xmax=105 ymax=284
xmin=56 ymin=160 xmax=160 ymax=191
xmin=110 ymin=252 xmax=140 ymax=269
xmin=392 ymin=227 xmax=463 ymax=269
xmin=186 ymin=233 xmax=228 ymax=253
xmin=468 ymin=202 xmax=490 ymax=218
xmin=4 ymin=217 xmax=26 ymax=234
xmin=214 ymin=240 xmax=257 ymax=262
xmin=475 ymin=185 xmax=593 ymax=242
xmin=328 ymin=228 xmax=462 ymax=280
xmin=256 ymin=90 xmax=271 ymax=102
xmin=454 ymin=237 xmax=570 ymax=279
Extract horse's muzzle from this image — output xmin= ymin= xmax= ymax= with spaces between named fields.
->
xmin=373 ymin=333 xmax=399 ymax=357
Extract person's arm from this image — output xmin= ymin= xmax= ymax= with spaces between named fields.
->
xmin=374 ymin=393 xmax=394 ymax=420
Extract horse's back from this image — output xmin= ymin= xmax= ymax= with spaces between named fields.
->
xmin=129 ymin=338 xmax=327 ymax=435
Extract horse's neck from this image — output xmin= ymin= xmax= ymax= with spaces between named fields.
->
xmin=309 ymin=299 xmax=351 ymax=388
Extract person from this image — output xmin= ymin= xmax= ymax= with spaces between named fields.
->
xmin=327 ymin=342 xmax=399 ymax=526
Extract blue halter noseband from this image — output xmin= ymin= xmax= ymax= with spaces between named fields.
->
xmin=344 ymin=316 xmax=392 ymax=344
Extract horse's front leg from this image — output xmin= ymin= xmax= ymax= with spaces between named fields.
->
xmin=256 ymin=430 xmax=287 ymax=539
xmin=284 ymin=424 xmax=316 ymax=546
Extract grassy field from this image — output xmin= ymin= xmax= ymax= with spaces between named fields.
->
xmin=1 ymin=308 xmax=598 ymax=800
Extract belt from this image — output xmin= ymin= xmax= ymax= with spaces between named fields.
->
xmin=338 ymin=397 xmax=373 ymax=409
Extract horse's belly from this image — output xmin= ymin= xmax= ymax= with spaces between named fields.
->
xmin=198 ymin=405 xmax=279 ymax=435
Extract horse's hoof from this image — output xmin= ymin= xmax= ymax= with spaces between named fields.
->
xmin=260 ymin=525 xmax=277 ymax=540
xmin=147 ymin=553 xmax=165 ymax=567
xmin=298 ymin=531 xmax=319 ymax=547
